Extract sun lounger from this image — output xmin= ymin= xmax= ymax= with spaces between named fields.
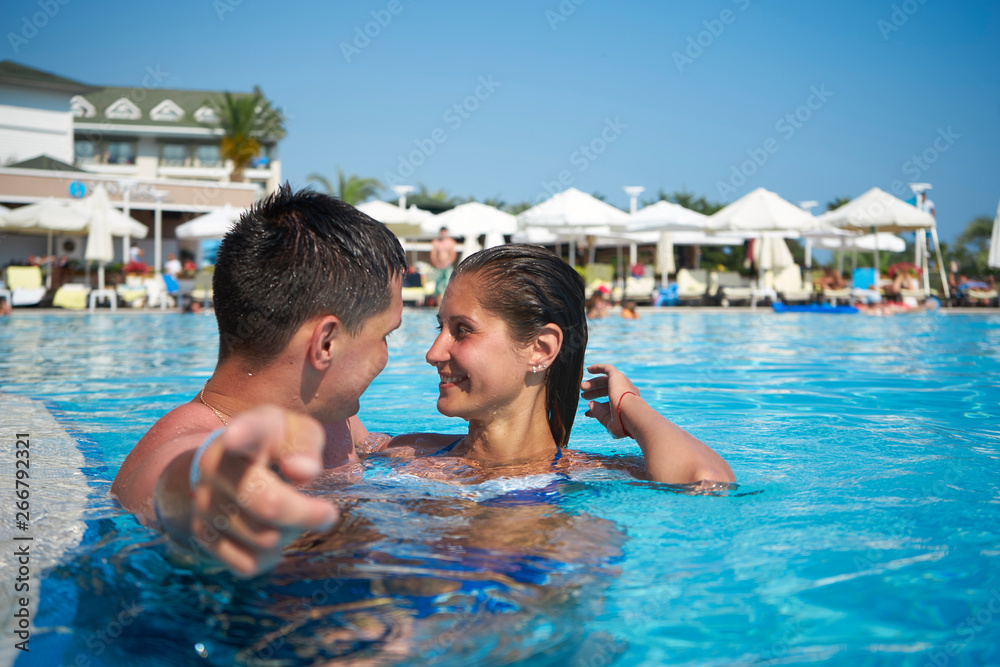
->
xmin=144 ymin=275 xmax=176 ymax=309
xmin=52 ymin=284 xmax=90 ymax=310
xmin=675 ymin=268 xmax=708 ymax=304
xmin=772 ymin=265 xmax=814 ymax=304
xmin=612 ymin=275 xmax=657 ymax=304
xmin=188 ymin=268 xmax=214 ymax=309
xmin=963 ymin=288 xmax=998 ymax=306
xmin=117 ymin=275 xmax=147 ymax=308
xmin=5 ymin=266 xmax=47 ymax=307
xmin=401 ymin=270 xmax=436 ymax=306
xmin=713 ymin=271 xmax=753 ymax=306
xmin=821 ymin=287 xmax=853 ymax=305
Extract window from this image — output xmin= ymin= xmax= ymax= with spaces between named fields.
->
xmin=193 ymin=105 xmax=219 ymax=124
xmin=161 ymin=143 xmax=187 ymax=166
xmin=71 ymin=95 xmax=95 ymax=118
xmin=107 ymin=141 xmax=136 ymax=165
xmin=150 ymin=100 xmax=185 ymax=122
xmin=74 ymin=140 xmax=97 ymax=164
xmin=104 ymin=98 xmax=141 ymax=120
xmin=196 ymin=144 xmax=219 ymax=167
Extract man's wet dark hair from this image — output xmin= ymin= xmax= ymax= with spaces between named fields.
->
xmin=213 ymin=184 xmax=407 ymax=365
xmin=453 ymin=244 xmax=588 ymax=447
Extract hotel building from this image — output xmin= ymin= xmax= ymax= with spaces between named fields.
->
xmin=0 ymin=60 xmax=282 ymax=267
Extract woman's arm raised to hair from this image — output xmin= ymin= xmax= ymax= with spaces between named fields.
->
xmin=581 ymin=364 xmax=735 ymax=485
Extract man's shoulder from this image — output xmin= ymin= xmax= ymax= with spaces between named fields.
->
xmin=111 ymin=400 xmax=220 ymax=502
xmin=139 ymin=402 xmax=220 ymax=450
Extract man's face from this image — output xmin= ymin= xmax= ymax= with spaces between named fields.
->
xmin=322 ymin=275 xmax=403 ymax=421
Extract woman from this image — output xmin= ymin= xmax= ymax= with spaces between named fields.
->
xmin=378 ymin=244 xmax=734 ymax=486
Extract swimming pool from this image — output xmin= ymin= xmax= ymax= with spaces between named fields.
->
xmin=1 ymin=309 xmax=999 ymax=666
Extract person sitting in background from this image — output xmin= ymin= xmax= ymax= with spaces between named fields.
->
xmin=402 ymin=265 xmax=424 ymax=288
xmin=814 ymin=267 xmax=846 ymax=291
xmin=124 ymin=246 xmax=148 ymax=275
xmin=885 ymin=267 xmax=920 ymax=303
xmin=953 ymin=274 xmax=996 ymax=305
xmin=164 ymin=252 xmax=182 ymax=279
xmin=587 ymin=289 xmax=610 ymax=319
xmin=621 ymin=300 xmax=639 ymax=319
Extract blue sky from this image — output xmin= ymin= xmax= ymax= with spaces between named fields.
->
xmin=3 ymin=0 xmax=998 ymax=242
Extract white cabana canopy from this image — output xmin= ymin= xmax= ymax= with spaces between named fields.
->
xmin=816 ymin=232 xmax=906 ymax=253
xmin=517 ymin=188 xmax=630 ymax=264
xmin=816 ymin=187 xmax=934 ymax=232
xmin=84 ymin=186 xmax=115 ymax=294
xmin=708 ymin=187 xmax=818 ymax=237
xmin=620 ymin=200 xmax=707 ymax=233
xmin=175 ymin=204 xmax=245 ymax=240
xmin=517 ymin=187 xmax=630 ymax=229
xmin=435 ymin=201 xmax=517 ymax=238
xmin=817 ymin=187 xmax=946 ymax=298
xmin=0 ymin=189 xmax=148 ymax=239
xmin=708 ymin=188 xmax=816 ymax=299
xmin=356 ymin=200 xmax=437 ymax=238
xmin=754 ymin=236 xmax=795 ymax=272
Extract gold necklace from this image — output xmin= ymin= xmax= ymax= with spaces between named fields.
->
xmin=199 ymin=380 xmax=229 ymax=425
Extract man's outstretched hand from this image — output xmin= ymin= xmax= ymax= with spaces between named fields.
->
xmin=158 ymin=406 xmax=340 ymax=577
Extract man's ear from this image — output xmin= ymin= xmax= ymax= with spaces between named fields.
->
xmin=531 ymin=323 xmax=563 ymax=371
xmin=308 ymin=315 xmax=342 ymax=370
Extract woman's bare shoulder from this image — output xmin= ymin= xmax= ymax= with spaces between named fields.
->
xmin=383 ymin=432 xmax=465 ymax=458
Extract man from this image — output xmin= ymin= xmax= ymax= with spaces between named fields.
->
xmin=112 ymin=184 xmax=406 ymax=577
xmin=164 ymin=252 xmax=182 ymax=279
xmin=429 ymin=226 xmax=457 ymax=298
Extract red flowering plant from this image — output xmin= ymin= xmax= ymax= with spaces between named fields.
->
xmin=887 ymin=262 xmax=921 ymax=278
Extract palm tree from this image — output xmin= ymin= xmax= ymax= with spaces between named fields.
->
xmin=645 ymin=188 xmax=724 ymax=215
xmin=398 ymin=184 xmax=462 ymax=214
xmin=206 ymin=86 xmax=285 ymax=183
xmin=956 ymin=215 xmax=996 ymax=271
xmin=307 ymin=169 xmax=383 ymax=205
xmin=479 ymin=195 xmax=507 ymax=210
xmin=826 ymin=196 xmax=852 ymax=211
xmin=505 ymin=201 xmax=533 ymax=215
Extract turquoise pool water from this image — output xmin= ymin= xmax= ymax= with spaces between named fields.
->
xmin=1 ymin=309 xmax=999 ymax=666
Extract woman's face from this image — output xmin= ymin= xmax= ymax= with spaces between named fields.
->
xmin=426 ymin=274 xmax=533 ymax=421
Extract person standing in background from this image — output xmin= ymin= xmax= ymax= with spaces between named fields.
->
xmin=430 ymin=226 xmax=458 ymax=301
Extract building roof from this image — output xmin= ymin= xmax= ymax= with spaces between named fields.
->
xmin=76 ymin=86 xmax=254 ymax=129
xmin=0 ymin=60 xmax=100 ymax=94
xmin=7 ymin=155 xmax=85 ymax=172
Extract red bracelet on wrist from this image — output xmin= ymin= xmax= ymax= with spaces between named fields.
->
xmin=616 ymin=391 xmax=637 ymax=438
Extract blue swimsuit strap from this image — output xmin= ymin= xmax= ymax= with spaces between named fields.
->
xmin=432 ymin=438 xmax=563 ymax=466
xmin=430 ymin=438 xmax=464 ymax=456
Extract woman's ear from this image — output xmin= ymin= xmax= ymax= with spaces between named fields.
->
xmin=531 ymin=323 xmax=563 ymax=371
xmin=308 ymin=315 xmax=342 ymax=370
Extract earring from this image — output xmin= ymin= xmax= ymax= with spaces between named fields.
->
xmin=531 ymin=365 xmax=538 ymax=373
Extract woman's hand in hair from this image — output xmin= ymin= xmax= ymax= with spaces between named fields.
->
xmin=582 ymin=364 xmax=735 ymax=485
xmin=581 ymin=364 xmax=640 ymax=439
